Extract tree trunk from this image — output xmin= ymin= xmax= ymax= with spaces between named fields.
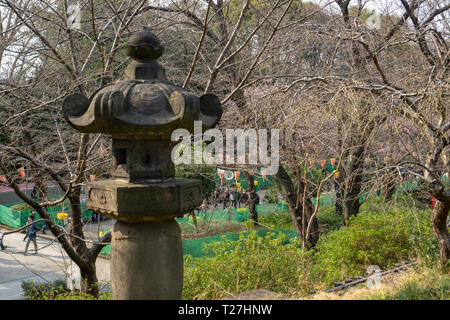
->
xmin=68 ymin=187 xmax=100 ymax=297
xmin=80 ymin=262 xmax=99 ymax=297
xmin=246 ymin=173 xmax=258 ymax=226
xmin=69 ymin=188 xmax=88 ymax=254
xmin=384 ymin=167 xmax=396 ymax=201
xmin=274 ymin=166 xmax=319 ymax=247
xmin=335 ymin=124 xmax=344 ymax=216
xmin=190 ymin=210 xmax=198 ymax=234
xmin=343 ymin=145 xmax=365 ymax=224
xmin=432 ymin=199 xmax=450 ymax=266
xmin=343 ymin=197 xmax=360 ymax=222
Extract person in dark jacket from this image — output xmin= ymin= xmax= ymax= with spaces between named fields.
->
xmin=24 ymin=216 xmax=39 ymax=256
xmin=23 ymin=214 xmax=35 ymax=241
xmin=221 ymin=189 xmax=229 ymax=209
xmin=30 ymin=186 xmax=38 ymax=200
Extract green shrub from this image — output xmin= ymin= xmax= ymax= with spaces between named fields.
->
xmin=22 ymin=279 xmax=112 ymax=300
xmin=21 ymin=279 xmax=69 ymax=300
xmin=259 ymin=206 xmax=343 ymax=232
xmin=317 ymin=206 xmax=342 ymax=230
xmin=258 ymin=210 xmax=292 ymax=229
xmin=360 ymin=197 xmax=439 ymax=265
xmin=52 ymin=291 xmax=112 ymax=300
xmin=183 ymin=231 xmax=314 ymax=299
xmin=311 ymin=205 xmax=436 ymax=286
xmin=262 ymin=185 xmax=280 ymax=204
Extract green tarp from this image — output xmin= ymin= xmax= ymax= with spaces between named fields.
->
xmin=0 ymin=200 xmax=93 ymax=229
xmin=182 ymin=229 xmax=298 ymax=258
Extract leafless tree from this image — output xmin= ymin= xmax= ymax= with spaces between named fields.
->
xmin=0 ymin=0 xmax=167 ymax=295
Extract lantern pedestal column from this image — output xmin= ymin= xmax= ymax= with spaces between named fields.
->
xmin=111 ymin=219 xmax=183 ymax=299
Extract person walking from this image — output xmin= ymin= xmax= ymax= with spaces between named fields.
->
xmin=30 ymin=187 xmax=47 ymax=234
xmin=200 ymin=199 xmax=207 ymax=220
xmin=30 ymin=186 xmax=38 ymax=200
xmin=240 ymin=190 xmax=248 ymax=205
xmin=213 ymin=190 xmax=219 ymax=208
xmin=236 ymin=189 xmax=241 ymax=207
xmin=24 ymin=216 xmax=39 ymax=256
xmin=229 ymin=189 xmax=236 ymax=208
xmin=221 ymin=189 xmax=229 ymax=209
xmin=23 ymin=214 xmax=35 ymax=242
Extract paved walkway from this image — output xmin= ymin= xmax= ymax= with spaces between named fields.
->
xmin=0 ymin=223 xmax=111 ymax=300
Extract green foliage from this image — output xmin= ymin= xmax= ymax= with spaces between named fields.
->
xmin=21 ymin=279 xmax=112 ymax=300
xmin=259 ymin=205 xmax=342 ymax=231
xmin=183 ymin=232 xmax=314 ymax=299
xmin=262 ymin=185 xmax=279 ymax=203
xmin=311 ymin=201 xmax=436 ymax=286
xmin=317 ymin=206 xmax=342 ymax=231
xmin=258 ymin=210 xmax=292 ymax=229
xmin=360 ymin=196 xmax=439 ymax=265
xmin=21 ymin=279 xmax=69 ymax=300
xmin=51 ymin=291 xmax=112 ymax=300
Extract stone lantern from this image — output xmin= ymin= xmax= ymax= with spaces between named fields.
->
xmin=62 ymin=28 xmax=222 ymax=299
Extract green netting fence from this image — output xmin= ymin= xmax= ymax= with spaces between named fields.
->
xmin=99 ymin=203 xmax=294 ymax=256
xmin=99 ymin=229 xmax=298 ymax=257
xmin=0 ymin=199 xmax=93 ymax=229
xmin=175 ymin=203 xmax=290 ymax=234
xmin=182 ymin=229 xmax=298 ymax=258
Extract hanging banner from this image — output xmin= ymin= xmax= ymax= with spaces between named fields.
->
xmin=413 ymin=152 xmax=417 ymax=159
xmin=366 ymin=157 xmax=370 ymax=166
xmin=331 ymin=158 xmax=335 ymax=168
xmin=220 ymin=173 xmax=224 ymax=180
xmin=321 ymin=160 xmax=325 ymax=169
xmin=89 ymin=174 xmax=96 ymax=182
xmin=234 ymin=171 xmax=239 ymax=181
xmin=18 ymin=167 xmax=25 ymax=177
